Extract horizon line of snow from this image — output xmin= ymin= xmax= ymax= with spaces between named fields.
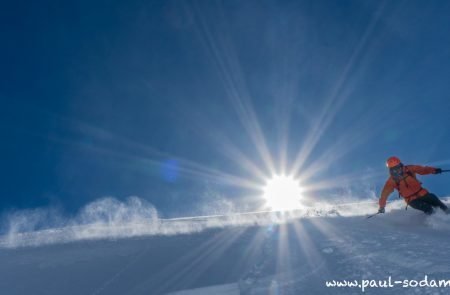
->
xmin=160 ymin=200 xmax=381 ymax=221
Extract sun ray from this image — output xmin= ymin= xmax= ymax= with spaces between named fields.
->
xmin=289 ymin=3 xmax=387 ymax=178
xmin=276 ymin=222 xmax=293 ymax=274
xmin=190 ymin=1 xmax=276 ymax=176
xmin=301 ymin=170 xmax=383 ymax=194
xmin=291 ymin=219 xmax=326 ymax=270
xmin=152 ymin=226 xmax=248 ymax=294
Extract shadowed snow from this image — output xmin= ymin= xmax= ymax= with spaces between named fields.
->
xmin=0 ymin=198 xmax=450 ymax=294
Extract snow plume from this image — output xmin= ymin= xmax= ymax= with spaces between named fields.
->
xmin=1 ymin=197 xmax=159 ymax=248
xmin=188 ymin=183 xmax=244 ymax=216
xmin=425 ymin=206 xmax=450 ymax=230
xmin=0 ymin=195 xmax=422 ymax=249
xmin=310 ymin=186 xmax=381 ymax=216
xmin=0 ymin=198 xmax=371 ymax=249
xmin=194 ymin=196 xmax=238 ymax=216
xmin=76 ymin=197 xmax=158 ymax=225
xmin=0 ymin=206 xmax=66 ymax=235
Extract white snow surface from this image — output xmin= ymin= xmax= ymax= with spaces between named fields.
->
xmin=1 ymin=198 xmax=450 ymax=294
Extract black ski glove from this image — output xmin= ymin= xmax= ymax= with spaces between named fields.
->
xmin=435 ymin=168 xmax=442 ymax=174
xmin=378 ymin=207 xmax=385 ymax=214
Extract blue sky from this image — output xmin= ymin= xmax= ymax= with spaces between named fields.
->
xmin=1 ymin=0 xmax=450 ymax=217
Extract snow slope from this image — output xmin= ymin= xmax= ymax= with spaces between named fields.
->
xmin=1 ymin=200 xmax=450 ymax=295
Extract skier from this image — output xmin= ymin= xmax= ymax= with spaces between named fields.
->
xmin=378 ymin=156 xmax=447 ymax=215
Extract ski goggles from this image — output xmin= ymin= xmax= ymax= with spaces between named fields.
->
xmin=389 ymin=164 xmax=404 ymax=177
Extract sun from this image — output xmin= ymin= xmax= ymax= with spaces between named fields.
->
xmin=263 ymin=175 xmax=303 ymax=211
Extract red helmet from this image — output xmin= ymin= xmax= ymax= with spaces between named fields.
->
xmin=386 ymin=156 xmax=401 ymax=168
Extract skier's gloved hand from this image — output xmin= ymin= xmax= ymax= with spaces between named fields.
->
xmin=378 ymin=207 xmax=385 ymax=214
xmin=434 ymin=168 xmax=442 ymax=174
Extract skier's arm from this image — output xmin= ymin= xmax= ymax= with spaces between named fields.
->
xmin=407 ymin=165 xmax=439 ymax=175
xmin=379 ymin=179 xmax=395 ymax=208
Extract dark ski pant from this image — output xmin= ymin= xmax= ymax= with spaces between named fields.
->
xmin=408 ymin=193 xmax=448 ymax=215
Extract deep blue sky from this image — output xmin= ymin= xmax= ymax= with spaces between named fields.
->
xmin=1 ymin=0 xmax=450 ymax=217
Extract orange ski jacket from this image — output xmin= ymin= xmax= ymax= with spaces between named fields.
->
xmin=379 ymin=165 xmax=438 ymax=208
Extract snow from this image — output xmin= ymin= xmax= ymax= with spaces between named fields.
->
xmin=1 ymin=199 xmax=450 ymax=294
xmin=167 ymin=283 xmax=239 ymax=295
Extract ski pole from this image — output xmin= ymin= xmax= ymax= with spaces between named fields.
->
xmin=366 ymin=212 xmax=380 ymax=219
